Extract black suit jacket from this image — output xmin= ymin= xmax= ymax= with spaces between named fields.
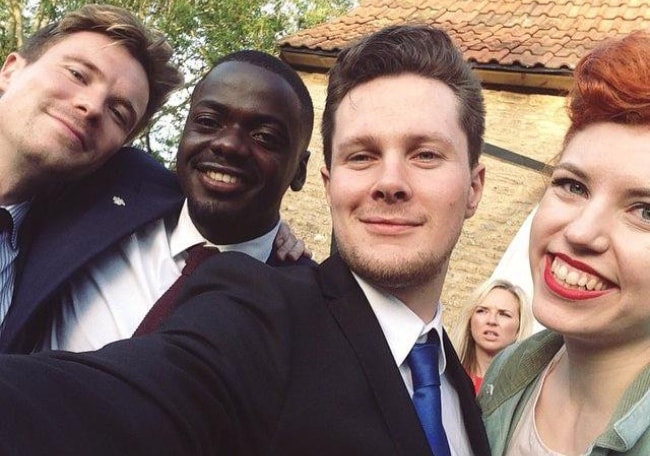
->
xmin=0 ymin=252 xmax=489 ymax=455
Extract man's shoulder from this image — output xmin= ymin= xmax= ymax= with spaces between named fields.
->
xmin=265 ymin=251 xmax=318 ymax=268
xmin=105 ymin=147 xmax=177 ymax=184
xmin=197 ymin=251 xmax=319 ymax=289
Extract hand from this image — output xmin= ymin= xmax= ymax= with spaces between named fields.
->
xmin=274 ymin=221 xmax=312 ymax=262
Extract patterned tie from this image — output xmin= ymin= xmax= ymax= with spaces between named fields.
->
xmin=407 ymin=332 xmax=452 ymax=456
xmin=133 ymin=244 xmax=218 ymax=336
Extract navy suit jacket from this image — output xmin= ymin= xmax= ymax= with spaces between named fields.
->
xmin=0 ymin=252 xmax=489 ymax=455
xmin=0 ymin=147 xmax=183 ymax=353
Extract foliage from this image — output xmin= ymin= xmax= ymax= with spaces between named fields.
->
xmin=0 ymin=0 xmax=354 ymax=165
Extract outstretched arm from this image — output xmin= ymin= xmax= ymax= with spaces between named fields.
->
xmin=0 ymin=253 xmax=295 ymax=455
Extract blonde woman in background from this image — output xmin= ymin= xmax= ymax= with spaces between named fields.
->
xmin=452 ymin=279 xmax=533 ymax=394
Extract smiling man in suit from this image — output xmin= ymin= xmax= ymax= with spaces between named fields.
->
xmin=0 ymin=24 xmax=488 ymax=455
xmin=1 ymin=50 xmax=314 ymax=353
xmin=0 ymin=4 xmax=182 ymax=336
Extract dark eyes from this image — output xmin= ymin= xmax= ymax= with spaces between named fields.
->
xmin=110 ymin=107 xmax=128 ymax=128
xmin=415 ymin=150 xmax=440 ymax=160
xmin=192 ymin=114 xmax=285 ymax=150
xmin=349 ymin=153 xmax=373 ymax=162
xmin=68 ymin=68 xmax=85 ymax=82
xmin=252 ymin=130 xmax=285 ymax=149
xmin=194 ymin=114 xmax=222 ymax=128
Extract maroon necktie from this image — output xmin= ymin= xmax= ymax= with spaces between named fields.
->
xmin=133 ymin=244 xmax=218 ymax=336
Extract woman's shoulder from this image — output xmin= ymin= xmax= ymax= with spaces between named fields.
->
xmin=479 ymin=331 xmax=562 ymax=408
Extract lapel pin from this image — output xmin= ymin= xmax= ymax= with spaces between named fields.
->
xmin=112 ymin=196 xmax=126 ymax=207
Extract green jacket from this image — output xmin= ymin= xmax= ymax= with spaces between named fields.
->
xmin=478 ymin=330 xmax=650 ymax=455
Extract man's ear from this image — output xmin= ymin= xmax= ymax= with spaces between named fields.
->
xmin=320 ymin=165 xmax=331 ymax=207
xmin=290 ymin=149 xmax=310 ymax=191
xmin=0 ymin=53 xmax=27 ymax=94
xmin=465 ymin=162 xmax=485 ymax=219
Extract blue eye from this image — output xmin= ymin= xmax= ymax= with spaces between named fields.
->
xmin=551 ymin=177 xmax=588 ymax=197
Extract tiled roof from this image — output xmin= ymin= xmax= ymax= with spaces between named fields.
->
xmin=279 ymin=0 xmax=650 ymax=71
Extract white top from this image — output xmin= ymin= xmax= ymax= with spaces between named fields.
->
xmin=40 ymin=200 xmax=279 ymax=352
xmin=353 ymin=273 xmax=474 ymax=456
xmin=506 ymin=347 xmax=579 ymax=456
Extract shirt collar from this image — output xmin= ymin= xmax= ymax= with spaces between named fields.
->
xmin=1 ymin=201 xmax=31 ymax=249
xmin=169 ymin=199 xmax=279 ymax=262
xmin=352 ymin=272 xmax=448 ymax=374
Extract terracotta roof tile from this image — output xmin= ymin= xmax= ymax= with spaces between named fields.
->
xmin=279 ymin=0 xmax=650 ymax=71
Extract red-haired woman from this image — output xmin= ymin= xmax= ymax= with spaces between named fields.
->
xmin=480 ymin=31 xmax=650 ymax=455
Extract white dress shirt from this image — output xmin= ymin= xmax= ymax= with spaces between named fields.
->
xmin=40 ymin=200 xmax=279 ymax=352
xmin=353 ymin=273 xmax=474 ymax=456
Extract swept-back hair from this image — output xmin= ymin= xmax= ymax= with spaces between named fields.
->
xmin=321 ymin=24 xmax=484 ymax=168
xmin=564 ymin=30 xmax=650 ymax=146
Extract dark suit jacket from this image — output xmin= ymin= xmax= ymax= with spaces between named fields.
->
xmin=0 ymin=252 xmax=489 ymax=455
xmin=0 ymin=147 xmax=183 ymax=353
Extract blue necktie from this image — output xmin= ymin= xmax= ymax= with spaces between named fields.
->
xmin=407 ymin=332 xmax=452 ymax=456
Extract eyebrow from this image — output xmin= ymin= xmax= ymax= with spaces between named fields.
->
xmin=194 ymin=100 xmax=290 ymax=132
xmin=552 ymin=162 xmax=588 ymax=180
xmin=625 ymin=187 xmax=650 ymax=199
xmin=337 ymin=133 xmax=456 ymax=151
xmin=556 ymin=162 xmax=650 ymax=199
xmin=336 ymin=134 xmax=380 ymax=151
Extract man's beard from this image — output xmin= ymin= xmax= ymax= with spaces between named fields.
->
xmin=336 ymin=239 xmax=450 ymax=292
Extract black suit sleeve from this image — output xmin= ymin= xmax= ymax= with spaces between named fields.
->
xmin=0 ymin=253 xmax=297 ymax=455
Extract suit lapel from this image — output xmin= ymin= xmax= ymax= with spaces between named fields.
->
xmin=317 ymin=255 xmax=431 ymax=455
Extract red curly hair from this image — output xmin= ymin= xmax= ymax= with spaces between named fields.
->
xmin=564 ymin=30 xmax=650 ymax=145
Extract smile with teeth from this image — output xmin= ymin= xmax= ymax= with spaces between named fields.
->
xmin=204 ymin=169 xmax=241 ymax=184
xmin=550 ymin=257 xmax=608 ymax=291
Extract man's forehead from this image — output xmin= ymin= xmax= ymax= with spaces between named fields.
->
xmin=194 ymin=63 xmax=300 ymax=115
